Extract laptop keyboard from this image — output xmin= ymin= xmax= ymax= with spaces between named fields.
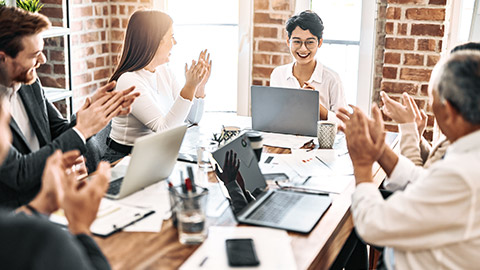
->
xmin=247 ymin=191 xmax=300 ymax=224
xmin=107 ymin=177 xmax=124 ymax=195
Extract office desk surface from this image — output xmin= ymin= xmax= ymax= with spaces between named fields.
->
xmin=94 ymin=113 xmax=397 ymax=269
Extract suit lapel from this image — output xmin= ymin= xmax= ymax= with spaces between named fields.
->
xmin=9 ymin=117 xmax=32 ymax=153
xmin=18 ymin=84 xmax=49 ymax=147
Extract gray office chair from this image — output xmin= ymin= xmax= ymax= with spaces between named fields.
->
xmin=84 ymin=121 xmax=111 ymax=173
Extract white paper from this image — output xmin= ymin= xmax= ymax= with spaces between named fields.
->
xmin=117 ymin=181 xmax=170 ymax=232
xmin=280 ymin=149 xmax=332 ymax=177
xmin=260 ymin=132 xmax=316 ymax=149
xmin=180 ymin=226 xmax=297 ymax=270
xmin=259 ymin=153 xmax=299 ymax=181
xmin=301 ymin=174 xmax=354 ymax=194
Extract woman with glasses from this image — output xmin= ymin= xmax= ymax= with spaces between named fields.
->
xmin=104 ymin=10 xmax=211 ymax=162
xmin=270 ymin=10 xmax=346 ymax=121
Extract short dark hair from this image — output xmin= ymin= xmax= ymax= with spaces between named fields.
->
xmin=285 ymin=10 xmax=324 ymax=40
xmin=435 ymin=51 xmax=480 ymax=124
xmin=450 ymin=42 xmax=480 ymax=54
xmin=0 ymin=6 xmax=51 ymax=58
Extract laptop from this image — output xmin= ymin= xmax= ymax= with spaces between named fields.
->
xmin=251 ymin=85 xmax=319 ymax=137
xmin=212 ymin=133 xmax=332 ymax=233
xmin=106 ymin=125 xmax=188 ymax=199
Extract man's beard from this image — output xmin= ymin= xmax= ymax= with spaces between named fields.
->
xmin=13 ymin=67 xmax=37 ymax=85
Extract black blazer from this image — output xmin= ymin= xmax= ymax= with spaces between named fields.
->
xmin=0 ymin=80 xmax=87 ymax=208
xmin=0 ymin=210 xmax=110 ymax=270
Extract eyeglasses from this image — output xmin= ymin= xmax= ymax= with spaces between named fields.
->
xmin=290 ymin=39 xmax=318 ymax=50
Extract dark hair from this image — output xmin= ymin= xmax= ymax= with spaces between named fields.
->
xmin=285 ymin=10 xmax=324 ymax=40
xmin=435 ymin=51 xmax=480 ymax=124
xmin=450 ymin=42 xmax=480 ymax=53
xmin=110 ymin=10 xmax=173 ymax=82
xmin=0 ymin=6 xmax=51 ymax=58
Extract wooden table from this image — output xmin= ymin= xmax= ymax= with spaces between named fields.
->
xmin=95 ymin=141 xmax=396 ymax=270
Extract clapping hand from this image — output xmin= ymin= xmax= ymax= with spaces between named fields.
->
xmin=380 ymin=91 xmax=428 ymax=137
xmin=195 ymin=49 xmax=212 ymax=98
xmin=336 ymin=105 xmax=386 ymax=182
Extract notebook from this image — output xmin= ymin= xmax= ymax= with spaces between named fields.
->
xmin=212 ymin=133 xmax=332 ymax=233
xmin=106 ymin=124 xmax=188 ymax=199
xmin=251 ymin=85 xmax=319 ymax=137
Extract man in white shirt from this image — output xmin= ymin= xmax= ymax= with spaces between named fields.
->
xmin=269 ymin=10 xmax=347 ymax=121
xmin=0 ymin=6 xmax=138 ymax=207
xmin=337 ymin=51 xmax=480 ymax=269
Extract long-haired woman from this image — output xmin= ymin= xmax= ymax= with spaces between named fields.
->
xmin=104 ymin=10 xmax=211 ymax=162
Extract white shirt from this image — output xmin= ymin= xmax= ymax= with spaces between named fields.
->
xmin=269 ymin=60 xmax=347 ymax=121
xmin=352 ymin=129 xmax=480 ymax=269
xmin=110 ymin=64 xmax=204 ymax=145
xmin=8 ymin=85 xmax=40 ymax=151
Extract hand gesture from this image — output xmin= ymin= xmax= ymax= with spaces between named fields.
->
xmin=76 ymin=90 xmax=126 ymax=139
xmin=195 ymin=49 xmax=212 ymax=98
xmin=302 ymin=81 xmax=315 ymax=90
xmin=28 ymin=150 xmax=81 ymax=215
xmin=184 ymin=59 xmax=208 ymax=90
xmin=88 ymin=81 xmax=139 ymax=116
xmin=63 ymin=161 xmax=110 ymax=235
xmin=336 ymin=105 xmax=386 ymax=168
xmin=215 ymin=150 xmax=240 ymax=186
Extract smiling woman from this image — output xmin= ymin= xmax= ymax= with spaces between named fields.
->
xmin=270 ymin=10 xmax=347 ymax=122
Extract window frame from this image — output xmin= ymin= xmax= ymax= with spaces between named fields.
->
xmin=296 ymin=0 xmax=377 ymax=114
xmin=154 ymin=0 xmax=252 ymax=115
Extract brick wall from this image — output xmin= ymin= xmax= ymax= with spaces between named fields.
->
xmin=373 ymin=0 xmax=388 ymax=102
xmin=377 ymin=0 xmax=450 ymax=140
xmin=38 ymin=0 xmax=66 ymax=89
xmin=70 ymin=0 xmax=152 ymax=110
xmin=251 ymin=0 xmax=295 ymax=86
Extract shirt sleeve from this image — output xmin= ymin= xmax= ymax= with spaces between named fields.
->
xmin=398 ymin=122 xmax=424 ymax=166
xmin=118 ymin=73 xmax=192 ymax=133
xmin=352 ymin=166 xmax=473 ymax=250
xmin=326 ymin=75 xmax=347 ymax=123
xmin=186 ymin=97 xmax=204 ymax=124
xmin=383 ymin=155 xmax=427 ymax=191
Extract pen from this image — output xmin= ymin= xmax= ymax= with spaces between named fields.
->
xmin=186 ymin=166 xmax=196 ymax=192
xmin=315 ymin=155 xmax=332 ymax=170
xmin=185 ymin=178 xmax=193 ymax=197
xmin=302 ymin=176 xmax=312 ymax=185
xmin=180 ymin=171 xmax=187 ymax=194
xmin=199 ymin=256 xmax=208 ymax=267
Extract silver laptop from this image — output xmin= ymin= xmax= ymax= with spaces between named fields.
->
xmin=212 ymin=133 xmax=332 ymax=233
xmin=251 ymin=86 xmax=319 ymax=136
xmin=106 ymin=125 xmax=188 ymax=199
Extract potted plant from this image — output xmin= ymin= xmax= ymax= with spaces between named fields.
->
xmin=16 ymin=0 xmax=44 ymax=12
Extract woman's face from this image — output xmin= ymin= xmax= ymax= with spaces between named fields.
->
xmin=151 ymin=26 xmax=176 ymax=67
xmin=287 ymin=26 xmax=322 ymax=65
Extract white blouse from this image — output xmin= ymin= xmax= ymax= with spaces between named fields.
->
xmin=110 ymin=64 xmax=204 ymax=145
xmin=269 ymin=60 xmax=347 ymax=121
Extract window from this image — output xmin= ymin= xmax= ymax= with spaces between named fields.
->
xmin=155 ymin=0 xmax=248 ymax=112
xmin=297 ymin=0 xmax=376 ymax=112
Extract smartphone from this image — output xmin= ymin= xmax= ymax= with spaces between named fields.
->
xmin=225 ymin=238 xmax=260 ymax=267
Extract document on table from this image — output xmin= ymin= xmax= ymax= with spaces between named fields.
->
xmin=280 ymin=149 xmax=332 ymax=177
xmin=180 ymin=226 xmax=296 ymax=270
xmin=260 ymin=132 xmax=316 ymax=149
xmin=49 ymin=199 xmax=155 ymax=237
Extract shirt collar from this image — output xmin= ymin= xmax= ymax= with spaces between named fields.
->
xmin=286 ymin=59 xmax=324 ymax=84
xmin=446 ymin=129 xmax=480 ymax=156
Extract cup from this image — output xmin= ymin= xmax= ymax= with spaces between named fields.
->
xmin=246 ymin=131 xmax=263 ymax=162
xmin=170 ymin=185 xmax=209 ymax=244
xmin=317 ymin=121 xmax=337 ymax=149
xmin=196 ymin=141 xmax=217 ymax=172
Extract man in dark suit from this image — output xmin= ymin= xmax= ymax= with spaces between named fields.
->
xmin=0 ymin=63 xmax=111 ymax=269
xmin=0 ymin=6 xmax=139 ymax=207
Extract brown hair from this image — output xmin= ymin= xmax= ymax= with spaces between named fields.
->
xmin=110 ymin=10 xmax=173 ymax=82
xmin=0 ymin=6 xmax=51 ymax=58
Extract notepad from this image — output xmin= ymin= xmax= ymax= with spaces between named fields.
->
xmin=49 ymin=199 xmax=155 ymax=237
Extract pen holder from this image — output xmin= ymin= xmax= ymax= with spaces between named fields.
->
xmin=168 ymin=185 xmax=209 ymax=244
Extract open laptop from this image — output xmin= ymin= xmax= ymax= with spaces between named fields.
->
xmin=106 ymin=125 xmax=188 ymax=199
xmin=251 ymin=85 xmax=319 ymax=137
xmin=212 ymin=133 xmax=332 ymax=233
